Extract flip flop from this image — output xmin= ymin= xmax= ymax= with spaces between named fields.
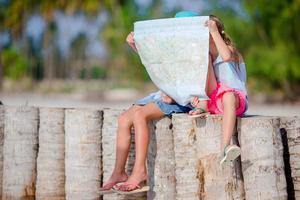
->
xmin=188 ymin=107 xmax=208 ymax=118
xmin=98 ymin=178 xmax=127 ymax=195
xmin=220 ymin=144 xmax=241 ymax=167
xmin=98 ymin=182 xmax=118 ymax=195
xmin=113 ymin=179 xmax=149 ymax=195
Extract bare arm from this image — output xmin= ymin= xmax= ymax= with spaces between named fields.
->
xmin=126 ymin=31 xmax=138 ymax=53
xmin=205 ymin=20 xmax=233 ymax=61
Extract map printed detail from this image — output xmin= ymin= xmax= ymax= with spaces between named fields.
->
xmin=134 ymin=16 xmax=209 ymax=106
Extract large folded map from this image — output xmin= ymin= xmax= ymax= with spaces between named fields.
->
xmin=134 ymin=16 xmax=209 ymax=106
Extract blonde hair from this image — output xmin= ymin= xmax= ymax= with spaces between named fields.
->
xmin=209 ymin=15 xmax=240 ymax=62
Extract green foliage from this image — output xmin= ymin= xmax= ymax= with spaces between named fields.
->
xmin=1 ymin=47 xmax=30 ymax=80
xmin=1 ymin=0 xmax=300 ymax=98
xmin=80 ymin=66 xmax=107 ymax=79
xmin=80 ymin=68 xmax=88 ymax=79
xmin=242 ymin=0 xmax=300 ymax=98
xmin=91 ymin=66 xmax=107 ymax=79
xmin=101 ymin=0 xmax=164 ymax=83
xmin=2 ymin=0 xmax=103 ymax=37
xmin=205 ymin=1 xmax=300 ymax=99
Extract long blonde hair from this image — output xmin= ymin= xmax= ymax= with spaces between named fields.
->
xmin=209 ymin=15 xmax=240 ymax=62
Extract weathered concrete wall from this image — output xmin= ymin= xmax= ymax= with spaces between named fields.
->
xmin=147 ymin=117 xmax=175 ymax=200
xmin=2 ymin=106 xmax=38 ymax=200
xmin=0 ymin=106 xmax=4 ymax=198
xmin=36 ymin=108 xmax=65 ymax=200
xmin=172 ymin=114 xmax=199 ymax=200
xmin=238 ymin=117 xmax=287 ymax=200
xmin=101 ymin=108 xmax=122 ymax=200
xmin=195 ymin=115 xmax=245 ymax=200
xmin=0 ymin=106 xmax=298 ymax=200
xmin=281 ymin=116 xmax=300 ymax=199
xmin=65 ymin=108 xmax=102 ymax=200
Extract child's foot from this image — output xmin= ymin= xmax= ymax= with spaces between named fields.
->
xmin=189 ymin=96 xmax=208 ymax=118
xmin=99 ymin=172 xmax=128 ymax=193
xmin=189 ymin=107 xmax=207 ymax=116
xmin=114 ymin=171 xmax=148 ymax=193
xmin=220 ymin=144 xmax=241 ymax=167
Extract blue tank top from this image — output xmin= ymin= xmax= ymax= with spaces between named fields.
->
xmin=213 ymin=55 xmax=247 ymax=95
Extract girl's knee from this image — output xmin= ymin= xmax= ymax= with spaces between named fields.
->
xmin=118 ymin=111 xmax=132 ymax=127
xmin=132 ymin=108 xmax=147 ymax=122
xmin=222 ymin=92 xmax=238 ymax=107
xmin=222 ymin=92 xmax=236 ymax=104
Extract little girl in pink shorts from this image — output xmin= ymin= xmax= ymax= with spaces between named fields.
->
xmin=206 ymin=53 xmax=248 ymax=117
xmin=188 ymin=14 xmax=248 ymax=166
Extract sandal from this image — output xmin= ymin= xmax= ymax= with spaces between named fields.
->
xmin=98 ymin=175 xmax=128 ymax=195
xmin=220 ymin=144 xmax=241 ymax=167
xmin=188 ymin=107 xmax=208 ymax=118
xmin=113 ymin=177 xmax=149 ymax=195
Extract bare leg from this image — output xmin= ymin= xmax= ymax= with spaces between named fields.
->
xmin=206 ymin=54 xmax=217 ymax=96
xmin=101 ymin=105 xmax=141 ymax=189
xmin=190 ymin=55 xmax=217 ymax=114
xmin=221 ymin=92 xmax=240 ymax=150
xmin=118 ymin=103 xmax=164 ymax=190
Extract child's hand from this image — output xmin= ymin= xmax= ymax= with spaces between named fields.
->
xmin=161 ymin=93 xmax=174 ymax=104
xmin=126 ymin=32 xmax=135 ymax=45
xmin=191 ymin=96 xmax=201 ymax=107
xmin=205 ymin=20 xmax=218 ymax=34
xmin=126 ymin=31 xmax=138 ymax=52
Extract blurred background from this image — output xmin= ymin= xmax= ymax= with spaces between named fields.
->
xmin=0 ymin=0 xmax=299 ymax=116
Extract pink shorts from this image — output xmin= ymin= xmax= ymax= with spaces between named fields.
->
xmin=207 ymin=83 xmax=247 ymax=117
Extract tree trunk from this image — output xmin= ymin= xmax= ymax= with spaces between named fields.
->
xmin=36 ymin=108 xmax=65 ymax=200
xmin=0 ymin=105 xmax=4 ymax=197
xmin=64 ymin=108 xmax=102 ymax=199
xmin=172 ymin=114 xmax=199 ymax=200
xmin=101 ymin=108 xmax=146 ymax=200
xmin=147 ymin=117 xmax=176 ymax=200
xmin=42 ymin=28 xmax=55 ymax=81
xmin=0 ymin=48 xmax=3 ymax=90
xmin=2 ymin=106 xmax=38 ymax=200
xmin=280 ymin=117 xmax=300 ymax=199
xmin=195 ymin=115 xmax=245 ymax=200
xmin=238 ymin=116 xmax=287 ymax=199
